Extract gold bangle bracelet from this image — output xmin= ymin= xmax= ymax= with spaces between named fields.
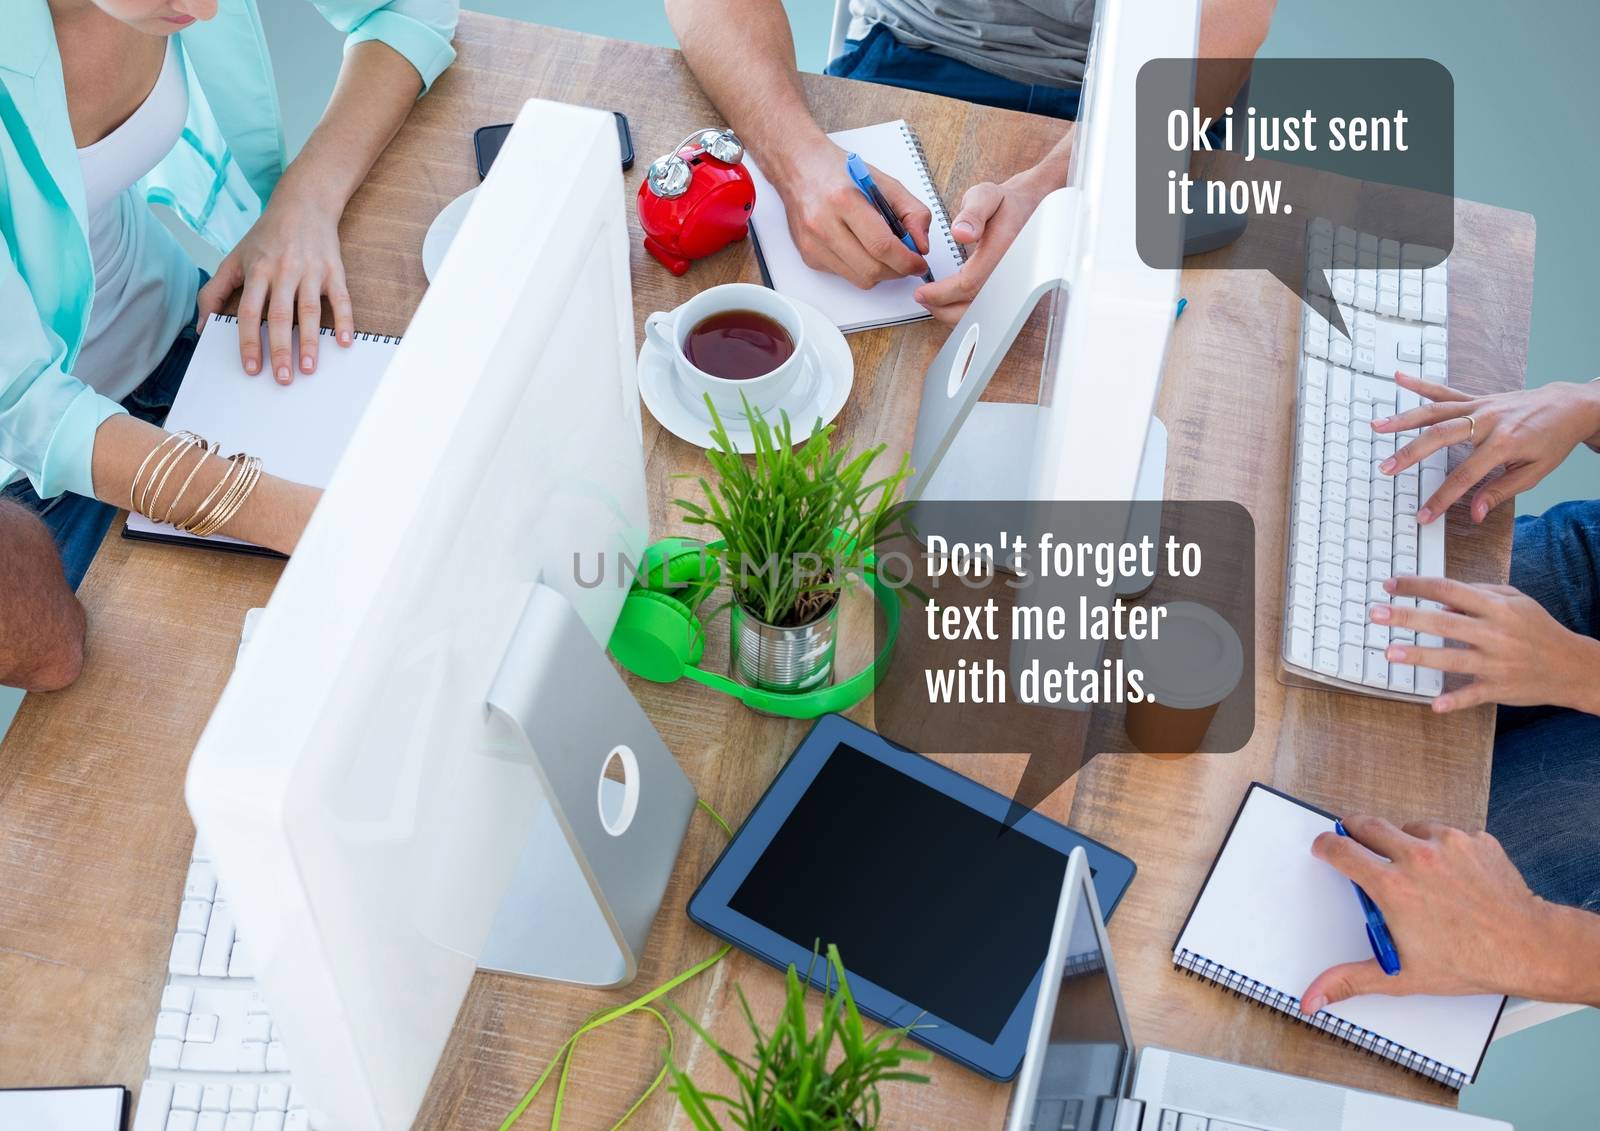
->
xmin=208 ymin=455 xmax=263 ymax=537
xmin=180 ymin=452 xmax=244 ymax=536
xmin=129 ymin=431 xmax=192 ymax=512
xmin=160 ymin=439 xmax=219 ymax=526
xmin=140 ymin=433 xmax=201 ymax=519
xmin=191 ymin=454 xmax=261 ymax=539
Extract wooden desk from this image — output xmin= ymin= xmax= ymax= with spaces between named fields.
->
xmin=0 ymin=13 xmax=1533 ymax=1129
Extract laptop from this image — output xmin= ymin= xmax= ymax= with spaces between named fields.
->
xmin=1004 ymin=848 xmax=1513 ymax=1131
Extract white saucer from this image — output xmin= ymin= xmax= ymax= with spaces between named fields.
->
xmin=638 ymin=297 xmax=853 ymax=450
xmin=422 ymin=187 xmax=478 ymax=282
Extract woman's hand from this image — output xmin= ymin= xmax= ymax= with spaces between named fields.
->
xmin=197 ymin=187 xmax=355 ymax=383
xmin=1372 ymin=372 xmax=1600 ymax=525
xmin=1370 ymin=576 xmax=1600 ymax=713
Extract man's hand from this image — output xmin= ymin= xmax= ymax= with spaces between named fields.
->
xmin=198 ymin=188 xmax=355 ymax=384
xmin=915 ymin=151 xmax=1063 ymax=325
xmin=1301 ymin=816 xmax=1600 ymax=1011
xmin=1370 ymin=576 xmax=1600 ymax=714
xmin=773 ymin=138 xmax=931 ymax=289
xmin=1373 ymin=372 xmax=1600 ymax=525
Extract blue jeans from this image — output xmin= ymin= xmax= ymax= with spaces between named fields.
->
xmin=826 ymin=24 xmax=1084 ymax=119
xmin=1488 ymin=499 xmax=1600 ymax=911
xmin=3 ymin=287 xmax=204 ymax=591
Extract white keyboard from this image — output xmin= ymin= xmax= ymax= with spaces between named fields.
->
xmin=133 ymin=842 xmax=324 ymax=1131
xmin=1281 ymin=218 xmax=1450 ymax=701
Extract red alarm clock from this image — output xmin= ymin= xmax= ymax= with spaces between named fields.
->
xmin=637 ymin=127 xmax=756 ymax=276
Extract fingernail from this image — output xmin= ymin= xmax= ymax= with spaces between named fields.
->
xmin=1386 ymin=645 xmax=1404 ymax=660
xmin=1383 ymin=578 xmax=1397 ymax=592
xmin=245 ymin=358 xmax=259 ymax=375
xmin=1379 ymin=457 xmax=1396 ymax=473
xmin=301 ymin=355 xmax=314 ymax=373
xmin=1304 ymin=994 xmax=1327 ymax=1015
xmin=1370 ymin=604 xmax=1390 ymax=623
xmin=339 ymin=330 xmax=352 ymax=345
xmin=1418 ymin=507 xmax=1433 ymax=523
xmin=276 ymin=366 xmax=290 ymax=382
xmin=1371 ymin=417 xmax=1389 ymax=429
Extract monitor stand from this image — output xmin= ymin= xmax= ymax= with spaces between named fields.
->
xmin=477 ymin=582 xmax=697 ymax=988
xmin=907 ymin=188 xmax=1169 ymax=580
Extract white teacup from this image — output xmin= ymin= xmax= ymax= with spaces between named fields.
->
xmin=645 ymin=284 xmax=806 ymax=421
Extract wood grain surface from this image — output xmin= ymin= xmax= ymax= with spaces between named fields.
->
xmin=0 ymin=14 xmax=1533 ymax=1129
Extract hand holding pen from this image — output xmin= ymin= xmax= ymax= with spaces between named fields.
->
xmin=846 ymin=152 xmax=933 ymax=283
xmin=1298 ymin=815 xmax=1592 ymax=1013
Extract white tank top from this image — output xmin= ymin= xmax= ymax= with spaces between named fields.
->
xmin=75 ymin=38 xmax=199 ymax=403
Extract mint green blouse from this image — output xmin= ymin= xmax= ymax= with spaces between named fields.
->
xmin=0 ymin=0 xmax=458 ymax=499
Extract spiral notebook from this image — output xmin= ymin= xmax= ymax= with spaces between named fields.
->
xmin=745 ymin=120 xmax=966 ymax=332
xmin=1173 ymin=783 xmax=1505 ymax=1091
xmin=123 ymin=315 xmax=401 ymax=556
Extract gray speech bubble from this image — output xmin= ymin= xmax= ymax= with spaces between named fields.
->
xmin=873 ymin=501 xmax=1255 ymax=825
xmin=1137 ymin=58 xmax=1455 ymax=340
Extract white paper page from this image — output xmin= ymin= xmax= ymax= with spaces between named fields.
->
xmin=745 ymin=120 xmax=964 ymax=331
xmin=126 ymin=317 xmax=398 ymax=547
xmin=0 ymin=1087 xmax=124 ymax=1131
xmin=1176 ymin=785 xmax=1503 ymax=1077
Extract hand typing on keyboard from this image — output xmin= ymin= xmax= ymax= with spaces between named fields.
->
xmin=1370 ymin=576 xmax=1600 ymax=714
xmin=1371 ymin=372 xmax=1600 ymax=525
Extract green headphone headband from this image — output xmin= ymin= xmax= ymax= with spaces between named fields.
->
xmin=608 ymin=535 xmax=901 ymax=720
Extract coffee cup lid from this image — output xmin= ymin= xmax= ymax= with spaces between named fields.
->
xmin=1121 ymin=601 xmax=1243 ymax=710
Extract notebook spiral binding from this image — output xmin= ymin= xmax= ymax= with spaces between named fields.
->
xmin=1173 ymin=948 xmax=1466 ymax=1091
xmin=211 ymin=314 xmax=401 ymax=344
xmin=898 ymin=122 xmax=968 ymax=267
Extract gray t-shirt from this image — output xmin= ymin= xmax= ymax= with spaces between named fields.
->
xmin=849 ymin=0 xmax=1097 ymax=89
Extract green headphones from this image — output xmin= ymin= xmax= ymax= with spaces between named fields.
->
xmin=608 ymin=537 xmax=901 ymax=719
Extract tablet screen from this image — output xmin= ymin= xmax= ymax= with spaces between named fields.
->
xmin=728 ymin=741 xmax=1070 ymax=1042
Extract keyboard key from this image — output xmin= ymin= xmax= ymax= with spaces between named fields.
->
xmin=1339 ymin=644 xmax=1363 ymax=681
xmin=135 ymin=1081 xmax=173 ymax=1131
xmin=229 ymin=1085 xmax=258 ymax=1114
xmin=1363 ymin=649 xmax=1389 ymax=687
xmin=184 ymin=863 xmax=217 ymax=902
xmin=187 ymin=1013 xmax=220 ymax=1043
xmin=1178 ymin=1114 xmax=1208 ymax=1131
xmin=226 ymin=1115 xmax=254 ymax=1131
xmin=253 ymin=1115 xmax=285 ymax=1131
xmin=266 ymin=1041 xmax=292 ymax=1073
xmin=161 ymin=984 xmax=195 ymax=1013
xmin=244 ymin=1014 xmax=272 ymax=1044
xmin=1417 ymin=667 xmax=1444 ymax=696
xmin=202 ymin=1086 xmax=230 ymax=1113
xmin=258 ymin=1084 xmax=289 ymax=1113
xmin=166 ymin=1112 xmax=199 ymax=1131
xmin=199 ymin=904 xmax=237 ymax=978
xmin=178 ymin=898 xmax=213 ymax=936
xmin=282 ymin=1115 xmax=310 ymax=1131
xmin=150 ymin=1038 xmax=183 ymax=1070
xmin=239 ymin=1042 xmax=269 ymax=1072
xmin=1314 ymin=647 xmax=1339 ymax=675
xmin=169 ymin=932 xmax=204 ymax=977
xmin=1391 ymin=663 xmax=1416 ymax=693
xmin=1288 ymin=628 xmax=1313 ymax=667
xmin=173 ymin=1085 xmax=203 ymax=1112
xmin=198 ymin=1116 xmax=226 ymax=1131
xmin=155 ymin=1010 xmax=189 ymax=1041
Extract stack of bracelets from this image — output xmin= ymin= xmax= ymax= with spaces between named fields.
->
xmin=129 ymin=430 xmax=263 ymax=537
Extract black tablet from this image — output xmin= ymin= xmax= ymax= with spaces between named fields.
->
xmin=687 ymin=714 xmax=1137 ymax=1081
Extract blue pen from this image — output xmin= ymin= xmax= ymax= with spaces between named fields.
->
xmin=845 ymin=152 xmax=933 ymax=283
xmin=1335 ymin=820 xmax=1402 ymax=976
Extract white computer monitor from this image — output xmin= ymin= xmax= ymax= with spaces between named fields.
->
xmin=185 ymin=101 xmax=696 ymax=1131
xmin=907 ymin=0 xmax=1198 ymax=506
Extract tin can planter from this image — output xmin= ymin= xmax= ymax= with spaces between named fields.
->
xmin=729 ymin=597 xmax=839 ymax=695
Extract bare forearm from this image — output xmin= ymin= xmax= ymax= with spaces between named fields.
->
xmin=665 ymin=0 xmax=826 ymax=186
xmin=0 ymin=500 xmax=86 ymax=691
xmin=91 ymin=416 xmax=319 ymax=555
xmin=274 ymin=40 xmax=425 ymax=215
xmin=1523 ymin=902 xmax=1600 ymax=1007
xmin=1197 ymin=0 xmax=1276 ymax=118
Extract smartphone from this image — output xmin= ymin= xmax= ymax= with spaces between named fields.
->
xmin=474 ymin=112 xmax=634 ymax=179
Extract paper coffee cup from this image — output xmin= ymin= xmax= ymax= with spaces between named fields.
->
xmin=1122 ymin=601 xmax=1243 ymax=755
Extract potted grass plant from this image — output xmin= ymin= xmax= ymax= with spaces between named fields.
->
xmin=668 ymin=945 xmax=931 ymax=1130
xmin=676 ymin=397 xmax=912 ymax=696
